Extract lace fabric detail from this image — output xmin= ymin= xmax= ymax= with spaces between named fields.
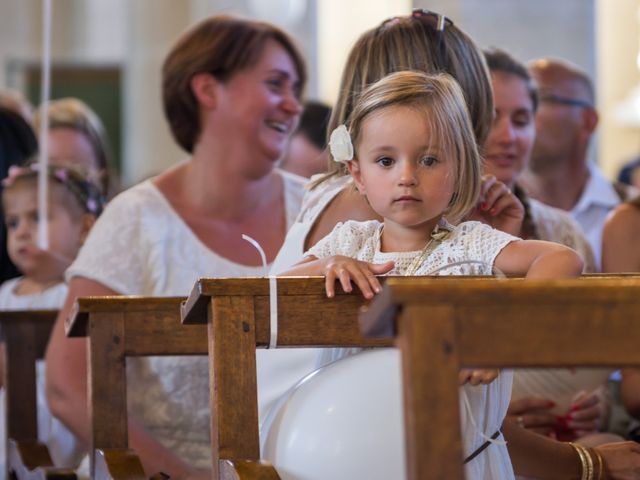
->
xmin=528 ymin=198 xmax=595 ymax=273
xmin=306 ymin=219 xmax=518 ymax=276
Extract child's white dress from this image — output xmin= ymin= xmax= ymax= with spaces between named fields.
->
xmin=305 ymin=218 xmax=520 ymax=480
xmin=0 ymin=278 xmax=83 ymax=479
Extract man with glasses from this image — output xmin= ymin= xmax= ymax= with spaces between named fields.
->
xmin=519 ymin=57 xmax=636 ymax=271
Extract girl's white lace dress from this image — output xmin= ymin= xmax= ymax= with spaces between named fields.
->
xmin=305 ymin=218 xmax=519 ymax=480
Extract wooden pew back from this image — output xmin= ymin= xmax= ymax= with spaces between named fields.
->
xmin=360 ymin=276 xmax=640 ymax=479
xmin=0 ymin=310 xmax=76 ymax=479
xmin=66 ymin=296 xmax=203 ymax=479
xmin=183 ymin=276 xmax=640 ymax=480
xmin=182 ymin=277 xmax=390 ymax=479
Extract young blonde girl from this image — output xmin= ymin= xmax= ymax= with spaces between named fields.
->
xmin=283 ymin=71 xmax=584 ymax=479
xmin=0 ymin=163 xmax=104 ymax=471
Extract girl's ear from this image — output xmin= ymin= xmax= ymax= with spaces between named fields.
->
xmin=190 ymin=73 xmax=218 ymax=109
xmin=78 ymin=214 xmax=97 ymax=245
xmin=346 ymin=160 xmax=366 ymax=195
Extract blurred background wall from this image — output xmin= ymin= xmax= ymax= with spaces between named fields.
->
xmin=0 ymin=0 xmax=637 ymax=187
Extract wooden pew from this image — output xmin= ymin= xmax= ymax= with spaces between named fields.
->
xmin=182 ymin=277 xmax=395 ymax=480
xmin=65 ymin=296 xmax=201 ymax=480
xmin=0 ymin=310 xmax=76 ymax=480
xmin=360 ymin=276 xmax=640 ymax=479
xmin=182 ymin=276 xmax=640 ymax=480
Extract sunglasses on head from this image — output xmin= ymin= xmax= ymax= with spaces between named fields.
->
xmin=383 ymin=8 xmax=453 ymax=30
xmin=411 ymin=8 xmax=453 ymax=31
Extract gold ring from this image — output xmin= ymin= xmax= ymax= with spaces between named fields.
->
xmin=516 ymin=415 xmax=525 ymax=428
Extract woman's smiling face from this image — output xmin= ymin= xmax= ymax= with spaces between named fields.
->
xmin=483 ymin=71 xmax=536 ymax=188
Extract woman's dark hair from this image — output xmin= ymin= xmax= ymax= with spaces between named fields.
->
xmin=0 ymin=107 xmax=38 ymax=281
xmin=484 ymin=47 xmax=538 ymax=112
xmin=162 ymin=15 xmax=307 ymax=153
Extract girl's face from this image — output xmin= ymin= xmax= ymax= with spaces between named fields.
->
xmin=483 ymin=71 xmax=536 ymax=188
xmin=3 ymin=182 xmax=88 ymax=280
xmin=348 ymin=105 xmax=455 ymax=237
xmin=212 ymin=39 xmax=303 ymax=176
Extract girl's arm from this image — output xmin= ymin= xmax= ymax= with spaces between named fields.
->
xmin=494 ymin=240 xmax=584 ymax=279
xmin=281 ymin=255 xmax=394 ymax=299
xmin=45 ymin=277 xmax=205 ymax=479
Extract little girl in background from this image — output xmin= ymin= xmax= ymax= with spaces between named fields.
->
xmin=0 ymin=163 xmax=104 ymax=474
xmin=283 ymin=71 xmax=584 ymax=479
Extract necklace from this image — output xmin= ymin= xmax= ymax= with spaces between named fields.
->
xmin=374 ymin=221 xmax=450 ymax=276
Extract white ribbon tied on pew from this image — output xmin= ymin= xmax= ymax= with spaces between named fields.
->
xmin=242 ymin=234 xmax=278 ymax=349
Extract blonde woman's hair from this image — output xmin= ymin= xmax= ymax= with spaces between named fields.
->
xmin=347 ymin=71 xmax=481 ymax=221
xmin=312 ymin=13 xmax=492 ymax=189
xmin=34 ymin=97 xmax=111 ymax=194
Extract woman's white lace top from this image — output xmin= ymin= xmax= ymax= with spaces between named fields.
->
xmin=66 ymin=170 xmax=314 ymax=468
xmin=529 ymin=197 xmax=595 ymax=273
xmin=306 ymin=219 xmax=519 ymax=276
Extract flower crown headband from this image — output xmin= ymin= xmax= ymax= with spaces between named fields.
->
xmin=328 ymin=124 xmax=353 ymax=163
xmin=2 ymin=163 xmax=105 ymax=216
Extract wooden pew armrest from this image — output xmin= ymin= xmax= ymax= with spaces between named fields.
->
xmin=8 ymin=439 xmax=76 ymax=480
xmin=93 ymin=449 xmax=146 ymax=480
xmin=219 ymin=459 xmax=280 ymax=480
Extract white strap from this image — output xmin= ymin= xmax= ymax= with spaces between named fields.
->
xmin=241 ymin=234 xmax=278 ymax=348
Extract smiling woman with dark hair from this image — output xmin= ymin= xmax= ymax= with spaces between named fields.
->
xmin=45 ymin=15 xmax=310 ymax=479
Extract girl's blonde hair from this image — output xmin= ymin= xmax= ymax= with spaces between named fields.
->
xmin=312 ymin=11 xmax=492 ymax=188
xmin=34 ymin=97 xmax=112 ymax=195
xmin=347 ymin=71 xmax=480 ymax=221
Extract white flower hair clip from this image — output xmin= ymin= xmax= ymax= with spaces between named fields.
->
xmin=329 ymin=124 xmax=354 ymax=163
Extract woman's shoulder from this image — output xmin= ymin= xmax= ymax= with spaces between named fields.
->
xmin=101 ymin=179 xmax=173 ymax=222
xmin=528 ymin=198 xmax=594 ymax=267
xmin=528 ymin=197 xmax=581 ymax=231
xmin=604 ymin=201 xmax=640 ymax=237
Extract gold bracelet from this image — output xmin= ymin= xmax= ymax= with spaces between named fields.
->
xmin=569 ymin=442 xmax=594 ymax=480
xmin=591 ymin=448 xmax=604 ymax=480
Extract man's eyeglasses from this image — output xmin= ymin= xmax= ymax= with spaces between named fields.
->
xmin=539 ymin=94 xmax=593 ymax=110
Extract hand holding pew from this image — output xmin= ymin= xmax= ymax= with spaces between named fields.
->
xmin=0 ymin=310 xmax=76 ymax=480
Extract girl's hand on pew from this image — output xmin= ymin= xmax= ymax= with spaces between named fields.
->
xmin=507 ymin=397 xmax=557 ymax=436
xmin=282 ymin=255 xmax=394 ymax=299
xmin=458 ymin=369 xmax=500 ymax=386
xmin=320 ymin=256 xmax=394 ymax=299
xmin=596 ymin=441 xmax=640 ymax=479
